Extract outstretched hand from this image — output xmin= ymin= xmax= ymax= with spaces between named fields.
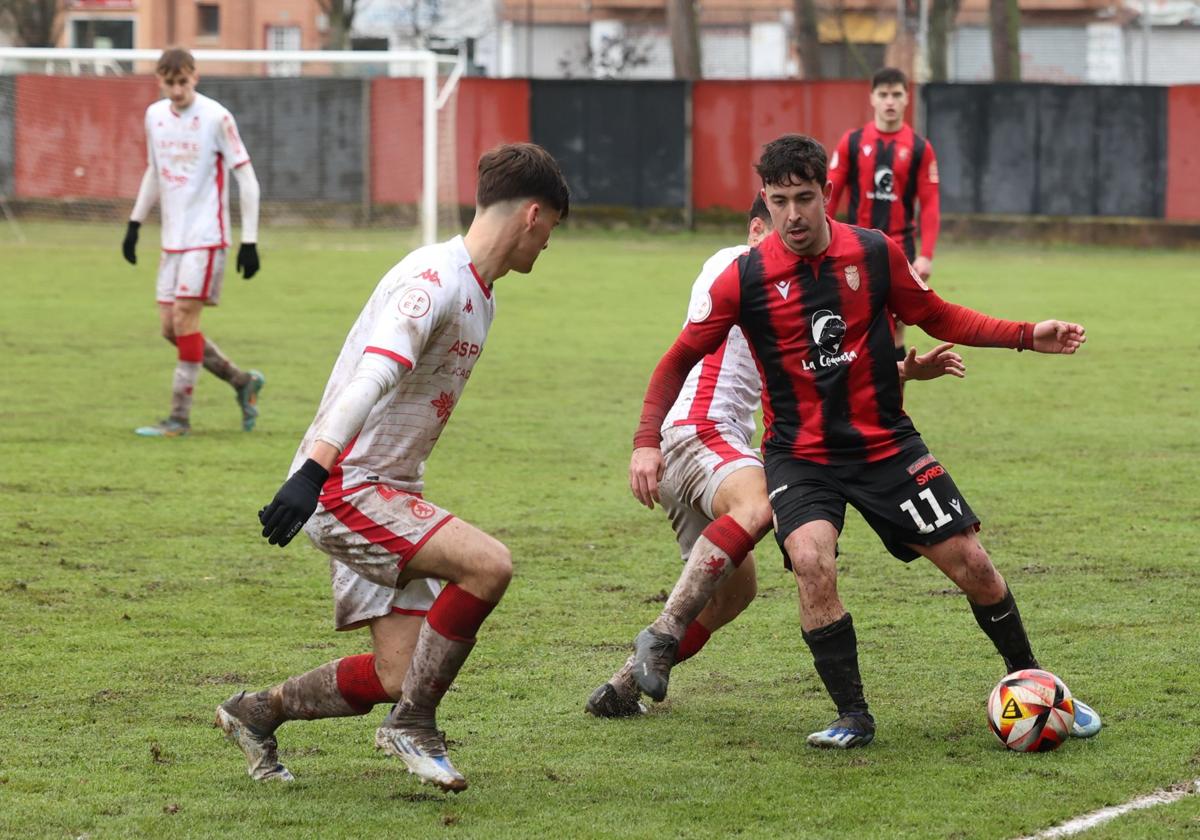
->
xmin=1032 ymin=320 xmax=1086 ymax=354
xmin=901 ymin=342 xmax=965 ymax=381
xmin=629 ymin=446 xmax=664 ymax=510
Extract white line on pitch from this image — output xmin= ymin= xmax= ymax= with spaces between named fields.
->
xmin=1015 ymin=778 xmax=1200 ymax=839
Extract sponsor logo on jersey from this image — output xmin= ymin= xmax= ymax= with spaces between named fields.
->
xmin=688 ymin=292 xmax=712 ymax=323
xmin=448 ymin=340 xmax=480 ymax=359
xmin=804 ymin=310 xmax=858 ymax=370
xmin=430 ymin=390 xmax=455 ymax=423
xmin=906 ymin=453 xmax=937 ymax=475
xmin=845 ymin=265 xmax=860 ymax=291
xmin=416 ymin=268 xmax=441 ymax=286
xmin=775 ymin=280 xmax=791 ymax=300
xmin=868 ymin=166 xmax=896 ymax=202
xmin=398 ymin=288 xmax=432 ymax=318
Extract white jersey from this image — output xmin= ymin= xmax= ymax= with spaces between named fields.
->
xmin=662 ymin=245 xmax=762 ymax=444
xmin=292 ymin=235 xmax=496 ymax=497
xmin=144 ymin=92 xmax=250 ymax=251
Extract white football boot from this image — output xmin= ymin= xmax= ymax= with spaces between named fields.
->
xmin=214 ymin=704 xmax=294 ymax=782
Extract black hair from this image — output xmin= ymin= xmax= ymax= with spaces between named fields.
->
xmin=871 ymin=67 xmax=908 ymax=91
xmin=476 ymin=143 xmax=570 ymax=218
xmin=755 ymin=135 xmax=828 ymax=189
xmin=748 ymin=194 xmax=771 ymax=225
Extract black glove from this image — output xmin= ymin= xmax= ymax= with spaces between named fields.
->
xmin=237 ymin=242 xmax=260 ymax=279
xmin=122 ymin=220 xmax=140 ymax=265
xmin=258 ymin=459 xmax=329 ymax=547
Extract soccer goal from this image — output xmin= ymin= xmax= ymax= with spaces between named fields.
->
xmin=0 ymin=47 xmax=465 ymax=245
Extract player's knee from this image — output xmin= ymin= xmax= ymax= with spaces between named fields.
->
xmin=727 ymin=501 xmax=773 ymax=542
xmin=480 ymin=542 xmax=513 ymax=592
xmin=161 ymin=327 xmax=177 ymax=343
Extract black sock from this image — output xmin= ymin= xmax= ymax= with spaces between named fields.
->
xmin=970 ymin=588 xmax=1039 ymax=673
xmin=802 ymin=613 xmax=872 ymax=722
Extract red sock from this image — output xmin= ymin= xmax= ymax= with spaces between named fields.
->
xmin=335 ymin=654 xmax=392 ymax=713
xmin=674 ymin=620 xmax=712 ymax=664
xmin=703 ymin=515 xmax=756 ymax=567
xmin=426 ymin=583 xmax=497 ymax=643
xmin=176 ymin=331 xmax=205 ymax=363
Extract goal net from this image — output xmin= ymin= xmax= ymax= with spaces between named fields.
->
xmin=0 ymin=48 xmax=464 ymax=246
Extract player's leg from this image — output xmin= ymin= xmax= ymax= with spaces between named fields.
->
xmin=374 ymin=517 xmax=511 ymax=791
xmin=913 ymin=531 xmax=1101 ymax=737
xmin=630 ymin=465 xmax=766 ymax=701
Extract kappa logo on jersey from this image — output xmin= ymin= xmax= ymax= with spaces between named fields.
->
xmin=430 ymin=391 xmax=455 ymax=423
xmin=463 ymin=298 xmax=474 ymax=314
xmin=908 ymin=261 xmax=930 ymax=291
xmin=804 ymin=310 xmax=859 ymax=370
xmin=689 ymin=292 xmax=713 ymax=323
xmin=416 ymin=268 xmax=442 ymax=287
xmin=775 ymin=280 xmax=792 ymax=300
xmin=870 ymin=167 xmax=896 ymax=202
xmin=845 ymin=266 xmax=860 ymax=291
xmin=397 ymin=288 xmax=432 ymax=318
xmin=189 ymin=115 xmax=200 ymax=131
xmin=448 ymin=340 xmax=480 ymax=359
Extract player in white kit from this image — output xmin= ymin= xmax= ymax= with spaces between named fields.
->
xmin=216 ymin=144 xmax=570 ymax=792
xmin=586 ymin=197 xmax=966 ymax=717
xmin=123 ymin=48 xmax=264 ymax=437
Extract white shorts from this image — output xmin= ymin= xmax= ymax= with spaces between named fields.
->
xmin=303 ymin=483 xmax=454 ymax=631
xmin=156 ymin=247 xmax=226 ymax=305
xmin=658 ymin=423 xmax=762 ymax=560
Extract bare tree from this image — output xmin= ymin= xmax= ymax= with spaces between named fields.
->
xmin=928 ymin=0 xmax=960 ymax=81
xmin=666 ymin=0 xmax=701 ymax=80
xmin=557 ymin=33 xmax=653 ymax=79
xmin=793 ymin=0 xmax=824 ymax=79
xmin=317 ymin=0 xmax=365 ymax=50
xmin=989 ymin=0 xmax=1021 ymax=80
xmin=0 ymin=0 xmax=62 ymax=47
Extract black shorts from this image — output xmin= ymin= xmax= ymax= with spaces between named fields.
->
xmin=766 ymin=439 xmax=981 ymax=564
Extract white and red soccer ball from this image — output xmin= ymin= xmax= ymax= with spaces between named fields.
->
xmin=987 ymin=668 xmax=1075 ymax=752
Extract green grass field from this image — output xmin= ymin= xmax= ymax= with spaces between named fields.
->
xmin=1 ymin=222 xmax=1198 ymax=839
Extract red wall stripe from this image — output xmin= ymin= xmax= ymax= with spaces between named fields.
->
xmin=1166 ymin=85 xmax=1200 ymax=221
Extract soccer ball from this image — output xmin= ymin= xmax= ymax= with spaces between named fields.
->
xmin=987 ymin=668 xmax=1075 ymax=752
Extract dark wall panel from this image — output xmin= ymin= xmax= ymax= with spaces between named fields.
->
xmin=0 ymin=78 xmax=14 ymax=197
xmin=203 ymin=78 xmax=365 ymax=204
xmin=925 ymin=83 xmax=1166 ymax=218
xmin=531 ymin=80 xmax=686 ymax=208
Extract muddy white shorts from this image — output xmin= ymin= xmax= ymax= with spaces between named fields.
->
xmin=658 ymin=422 xmax=762 ymax=560
xmin=303 ymin=483 xmax=454 ymax=630
xmin=156 ymin=247 xmax=226 ymax=305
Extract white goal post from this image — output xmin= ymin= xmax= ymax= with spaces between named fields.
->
xmin=0 ymin=47 xmax=465 ymax=245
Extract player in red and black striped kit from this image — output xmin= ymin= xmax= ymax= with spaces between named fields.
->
xmin=626 ymin=134 xmax=1102 ymax=748
xmin=829 ymin=67 xmax=940 ymax=357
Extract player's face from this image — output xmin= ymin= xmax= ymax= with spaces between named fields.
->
xmin=870 ymin=83 xmax=907 ymax=129
xmin=159 ymin=70 xmax=199 ymax=111
xmin=762 ymin=177 xmax=831 ymax=255
xmin=511 ymin=202 xmax=561 ymax=274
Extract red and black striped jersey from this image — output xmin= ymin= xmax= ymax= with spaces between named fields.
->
xmin=828 ymin=123 xmax=940 ymax=262
xmin=634 ymin=220 xmax=1035 ymax=465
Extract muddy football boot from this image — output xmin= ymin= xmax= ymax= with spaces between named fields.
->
xmin=236 ymin=370 xmax=265 ymax=431
xmin=807 ymin=714 xmax=876 ymax=749
xmin=1070 ymin=700 xmax=1101 ymax=738
xmin=631 ymin=628 xmax=679 ymax=702
xmin=214 ymin=695 xmax=294 ymax=781
xmin=585 ymin=682 xmax=647 ymax=718
xmin=375 ymin=723 xmax=467 ymax=792
xmin=134 ymin=417 xmax=190 ymax=437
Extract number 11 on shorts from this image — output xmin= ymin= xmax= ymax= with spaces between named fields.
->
xmin=899 ymin=489 xmax=954 ymax=534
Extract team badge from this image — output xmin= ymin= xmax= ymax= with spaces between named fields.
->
xmin=398 ymin=288 xmax=432 ymax=318
xmin=410 ymin=499 xmax=436 ymax=520
xmin=688 ymin=292 xmax=712 ymax=323
xmin=844 ymin=266 xmax=860 ymax=291
xmin=899 ymin=147 xmax=910 ymax=162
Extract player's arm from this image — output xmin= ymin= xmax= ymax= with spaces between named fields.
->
xmin=233 ymin=162 xmax=261 ymax=279
xmin=826 ymin=132 xmax=852 ymax=218
xmin=124 ymin=118 xmax=159 ymax=265
xmin=259 ymin=278 xmax=444 ymax=546
xmin=885 ymin=239 xmax=1085 ymax=354
xmin=913 ymin=141 xmax=941 ymax=279
xmin=630 ymin=263 xmax=741 ymax=509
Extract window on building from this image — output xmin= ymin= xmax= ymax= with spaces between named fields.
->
xmin=266 ymin=25 xmax=302 ymax=77
xmin=198 ymin=4 xmax=220 ymax=37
